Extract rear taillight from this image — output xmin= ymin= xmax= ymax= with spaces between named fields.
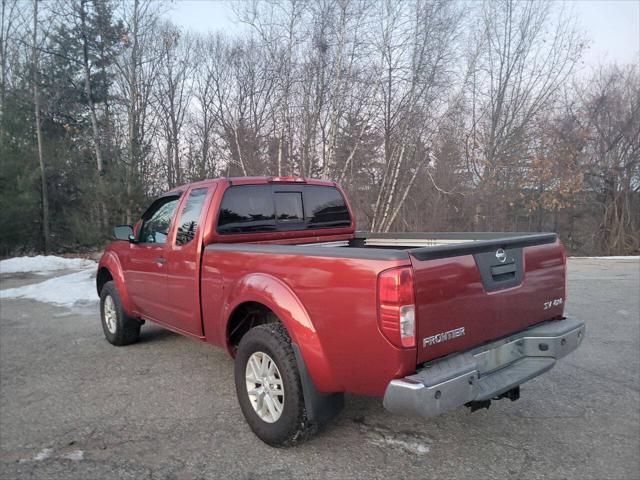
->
xmin=378 ymin=267 xmax=415 ymax=348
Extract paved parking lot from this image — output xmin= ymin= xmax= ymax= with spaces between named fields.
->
xmin=1 ymin=258 xmax=638 ymax=479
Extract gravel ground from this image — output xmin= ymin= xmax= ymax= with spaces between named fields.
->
xmin=1 ymin=258 xmax=638 ymax=479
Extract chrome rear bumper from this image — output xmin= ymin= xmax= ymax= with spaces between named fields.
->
xmin=383 ymin=317 xmax=585 ymax=418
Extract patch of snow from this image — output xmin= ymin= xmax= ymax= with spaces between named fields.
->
xmin=19 ymin=447 xmax=85 ymax=463
xmin=32 ymin=448 xmax=53 ymax=461
xmin=60 ymin=450 xmax=84 ymax=461
xmin=0 ymin=268 xmax=97 ymax=307
xmin=361 ymin=422 xmax=430 ymax=455
xmin=0 ymin=255 xmax=96 ymax=274
xmin=370 ymin=435 xmax=430 ymax=454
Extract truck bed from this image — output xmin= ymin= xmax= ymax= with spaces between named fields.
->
xmin=233 ymin=231 xmax=559 ymax=265
xmin=351 ymin=231 xmax=557 ymax=256
xmin=204 ymin=231 xmax=566 ymax=392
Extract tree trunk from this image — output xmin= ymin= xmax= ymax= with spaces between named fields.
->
xmin=78 ymin=0 xmax=109 ymax=231
xmin=125 ymin=0 xmax=139 ymax=224
xmin=79 ymin=0 xmax=103 ymax=174
xmin=32 ymin=0 xmax=49 ymax=252
xmin=233 ymin=125 xmax=247 ymax=176
xmin=0 ymin=0 xmax=6 ymax=141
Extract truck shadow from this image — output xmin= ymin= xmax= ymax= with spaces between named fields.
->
xmin=138 ymin=324 xmax=181 ymax=344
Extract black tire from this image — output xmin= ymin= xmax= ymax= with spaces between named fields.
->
xmin=100 ymin=280 xmax=141 ymax=346
xmin=234 ymin=322 xmax=317 ymax=447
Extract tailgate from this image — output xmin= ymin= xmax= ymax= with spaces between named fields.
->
xmin=409 ymin=234 xmax=566 ymax=365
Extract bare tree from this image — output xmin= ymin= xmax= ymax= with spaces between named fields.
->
xmin=115 ymin=0 xmax=162 ymax=221
xmin=579 ymin=66 xmax=640 ymax=254
xmin=190 ymin=35 xmax=220 ymax=179
xmin=464 ymin=0 xmax=585 ymax=229
xmin=153 ymin=23 xmax=194 ymax=187
xmin=371 ymin=0 xmax=463 ymax=232
xmin=204 ymin=33 xmax=278 ymax=176
xmin=1 ymin=0 xmax=22 ymax=139
xmin=236 ymin=0 xmax=306 ymax=175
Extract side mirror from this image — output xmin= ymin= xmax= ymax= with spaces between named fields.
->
xmin=114 ymin=225 xmax=136 ymax=243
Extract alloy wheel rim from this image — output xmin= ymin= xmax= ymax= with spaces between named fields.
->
xmin=245 ymin=351 xmax=284 ymax=423
xmin=103 ymin=295 xmax=117 ymax=334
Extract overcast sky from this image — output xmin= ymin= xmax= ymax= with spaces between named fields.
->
xmin=168 ymin=0 xmax=640 ymax=71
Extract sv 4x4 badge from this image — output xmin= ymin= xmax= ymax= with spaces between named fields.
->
xmin=543 ymin=298 xmax=564 ymax=310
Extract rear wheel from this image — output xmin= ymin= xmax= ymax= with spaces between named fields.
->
xmin=245 ymin=351 xmax=285 ymax=423
xmin=234 ymin=323 xmax=316 ymax=446
xmin=100 ymin=281 xmax=141 ymax=346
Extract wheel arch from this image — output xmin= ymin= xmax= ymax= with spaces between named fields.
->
xmin=226 ymin=301 xmax=277 ymax=350
xmin=97 ymin=251 xmax=135 ymax=316
xmin=96 ymin=267 xmax=113 ymax=296
xmin=221 ymin=273 xmax=340 ymax=393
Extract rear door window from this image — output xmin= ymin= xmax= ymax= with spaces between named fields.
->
xmin=175 ymin=188 xmax=208 ymax=246
xmin=217 ymin=185 xmax=276 ymax=233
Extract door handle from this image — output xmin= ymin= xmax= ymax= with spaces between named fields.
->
xmin=155 ymin=257 xmax=166 ymax=265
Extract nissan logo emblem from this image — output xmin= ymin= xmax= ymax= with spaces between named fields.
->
xmin=495 ymin=248 xmax=507 ymax=263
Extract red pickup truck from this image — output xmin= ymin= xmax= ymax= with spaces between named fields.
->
xmin=97 ymin=176 xmax=584 ymax=446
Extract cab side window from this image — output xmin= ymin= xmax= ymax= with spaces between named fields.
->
xmin=175 ymin=188 xmax=208 ymax=246
xmin=303 ymin=186 xmax=350 ymax=227
xmin=139 ymin=196 xmax=180 ymax=244
xmin=216 ymin=184 xmax=350 ymax=234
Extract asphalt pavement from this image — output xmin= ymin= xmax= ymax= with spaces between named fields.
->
xmin=1 ymin=258 xmax=638 ymax=479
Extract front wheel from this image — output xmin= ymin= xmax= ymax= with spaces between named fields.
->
xmin=234 ymin=323 xmax=316 ymax=446
xmin=100 ymin=281 xmax=141 ymax=346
